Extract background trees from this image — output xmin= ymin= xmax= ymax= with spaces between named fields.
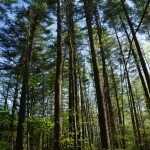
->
xmin=0 ymin=0 xmax=149 ymax=149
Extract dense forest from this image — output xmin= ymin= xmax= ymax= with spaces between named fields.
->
xmin=0 ymin=0 xmax=150 ymax=150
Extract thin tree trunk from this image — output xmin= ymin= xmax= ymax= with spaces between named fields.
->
xmin=54 ymin=0 xmax=63 ymax=149
xmin=121 ymin=0 xmax=150 ymax=93
xmin=94 ymin=6 xmax=118 ymax=149
xmin=83 ymin=0 xmax=109 ymax=148
xmin=10 ymin=64 xmax=21 ymax=150
xmin=121 ymin=22 xmax=150 ymax=111
xmin=113 ymin=21 xmax=143 ymax=150
xmin=110 ymin=63 xmax=126 ymax=148
xmin=74 ymin=36 xmax=81 ymax=150
xmin=16 ymin=60 xmax=29 ymax=150
xmin=16 ymin=13 xmax=37 ymax=150
xmin=85 ymin=99 xmax=93 ymax=150
xmin=79 ymin=70 xmax=85 ymax=150
xmin=65 ymin=1 xmax=81 ymax=149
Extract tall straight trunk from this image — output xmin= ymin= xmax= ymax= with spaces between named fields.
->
xmin=42 ymin=72 xmax=46 ymax=150
xmin=110 ymin=64 xmax=126 ymax=149
xmin=28 ymin=87 xmax=34 ymax=150
xmin=125 ymin=81 xmax=139 ymax=145
xmin=126 ymin=65 xmax=142 ymax=149
xmin=68 ymin=29 xmax=74 ymax=148
xmin=27 ymin=86 xmax=34 ymax=150
xmin=120 ymin=68 xmax=126 ymax=147
xmin=66 ymin=3 xmax=76 ymax=149
xmin=16 ymin=58 xmax=29 ymax=150
xmin=26 ymin=75 xmax=30 ymax=150
xmin=16 ymin=18 xmax=37 ymax=150
xmin=82 ymin=69 xmax=93 ymax=150
xmin=83 ymin=0 xmax=109 ymax=148
xmin=121 ymin=0 xmax=150 ymax=93
xmin=113 ymin=22 xmax=143 ymax=149
xmin=74 ymin=35 xmax=81 ymax=150
xmin=108 ymin=46 xmax=126 ymax=148
xmin=74 ymin=79 xmax=81 ymax=150
xmin=121 ymin=22 xmax=150 ymax=110
xmin=68 ymin=44 xmax=75 ymax=149
xmin=65 ymin=0 xmax=81 ymax=149
xmin=94 ymin=6 xmax=118 ymax=149
xmin=54 ymin=0 xmax=63 ymax=149
xmin=10 ymin=75 xmax=19 ymax=149
xmin=10 ymin=69 xmax=20 ymax=150
xmin=78 ymin=70 xmax=85 ymax=150
xmin=85 ymin=98 xmax=93 ymax=150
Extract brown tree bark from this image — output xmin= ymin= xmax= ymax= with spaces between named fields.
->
xmin=78 ymin=70 xmax=85 ymax=150
xmin=65 ymin=1 xmax=81 ymax=149
xmin=121 ymin=0 xmax=150 ymax=93
xmin=94 ymin=5 xmax=118 ymax=149
xmin=54 ymin=0 xmax=63 ymax=149
xmin=83 ymin=0 xmax=109 ymax=148
xmin=16 ymin=15 xmax=37 ymax=150
xmin=10 ymin=63 xmax=21 ymax=150
xmin=121 ymin=21 xmax=150 ymax=111
xmin=113 ymin=21 xmax=143 ymax=150
xmin=110 ymin=64 xmax=126 ymax=149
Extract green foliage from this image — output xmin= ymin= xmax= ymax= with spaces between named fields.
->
xmin=30 ymin=1 xmax=48 ymax=18
xmin=61 ymin=136 xmax=74 ymax=146
xmin=0 ymin=110 xmax=10 ymax=125
xmin=0 ymin=141 xmax=10 ymax=150
xmin=0 ymin=111 xmax=12 ymax=150
xmin=28 ymin=117 xmax=54 ymax=131
xmin=0 ymin=0 xmax=150 ymax=149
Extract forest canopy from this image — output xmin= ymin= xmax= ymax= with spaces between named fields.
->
xmin=0 ymin=0 xmax=150 ymax=150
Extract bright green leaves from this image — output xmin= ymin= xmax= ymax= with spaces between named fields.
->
xmin=28 ymin=117 xmax=54 ymax=131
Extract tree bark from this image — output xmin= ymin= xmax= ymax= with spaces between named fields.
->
xmin=16 ymin=11 xmax=37 ymax=150
xmin=79 ymin=70 xmax=85 ymax=150
xmin=121 ymin=0 xmax=150 ymax=93
xmin=94 ymin=6 xmax=118 ymax=149
xmin=83 ymin=0 xmax=109 ymax=148
xmin=65 ymin=1 xmax=81 ymax=149
xmin=54 ymin=0 xmax=63 ymax=149
xmin=10 ymin=66 xmax=21 ymax=150
xmin=121 ymin=21 xmax=150 ymax=111
xmin=113 ymin=21 xmax=143 ymax=150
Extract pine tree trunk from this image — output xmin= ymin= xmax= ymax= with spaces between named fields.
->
xmin=79 ymin=71 xmax=85 ymax=150
xmin=121 ymin=22 xmax=150 ymax=111
xmin=54 ymin=0 xmax=63 ymax=149
xmin=83 ymin=0 xmax=109 ymax=148
xmin=110 ymin=64 xmax=126 ymax=149
xmin=16 ymin=62 xmax=29 ymax=150
xmin=74 ymin=38 xmax=81 ymax=150
xmin=113 ymin=22 xmax=143 ymax=149
xmin=10 ymin=65 xmax=21 ymax=150
xmin=121 ymin=0 xmax=150 ymax=93
xmin=94 ymin=7 xmax=118 ymax=149
xmin=65 ymin=1 xmax=81 ymax=149
xmin=16 ymin=13 xmax=37 ymax=150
